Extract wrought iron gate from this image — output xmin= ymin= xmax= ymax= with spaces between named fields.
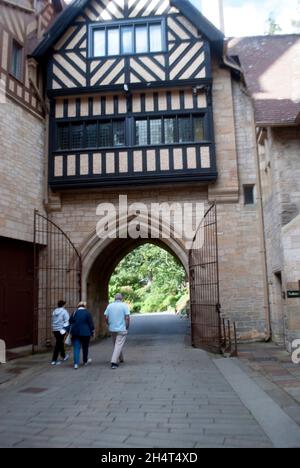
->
xmin=33 ymin=211 xmax=82 ymax=347
xmin=189 ymin=203 xmax=221 ymax=353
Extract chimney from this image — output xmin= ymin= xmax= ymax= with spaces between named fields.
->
xmin=218 ymin=0 xmax=225 ymax=34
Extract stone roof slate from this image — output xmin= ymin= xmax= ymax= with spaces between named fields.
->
xmin=228 ymin=35 xmax=300 ymax=126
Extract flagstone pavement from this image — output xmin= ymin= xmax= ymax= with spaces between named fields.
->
xmin=0 ymin=313 xmax=300 ymax=448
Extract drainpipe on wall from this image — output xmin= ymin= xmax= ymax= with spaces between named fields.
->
xmin=248 ymin=95 xmax=272 ymax=342
xmin=43 ymin=99 xmax=50 ymax=213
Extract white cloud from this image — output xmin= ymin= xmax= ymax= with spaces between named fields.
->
xmin=226 ymin=0 xmax=300 ymax=36
xmin=224 ymin=3 xmax=268 ymax=36
xmin=197 ymin=0 xmax=299 ymax=36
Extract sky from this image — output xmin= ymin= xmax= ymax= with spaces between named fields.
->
xmin=190 ymin=0 xmax=299 ymax=36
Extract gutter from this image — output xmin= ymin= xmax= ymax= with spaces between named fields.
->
xmin=222 ymin=39 xmax=243 ymax=75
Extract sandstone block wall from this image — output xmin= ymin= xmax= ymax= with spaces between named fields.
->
xmin=259 ymin=127 xmax=300 ymax=345
xmin=282 ymin=215 xmax=300 ymax=348
xmin=0 ymin=96 xmax=46 ymax=243
xmin=216 ymin=80 xmax=265 ymax=340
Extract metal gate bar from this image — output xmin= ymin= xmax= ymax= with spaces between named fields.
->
xmin=189 ymin=203 xmax=221 ymax=353
xmin=33 ymin=211 xmax=82 ymax=349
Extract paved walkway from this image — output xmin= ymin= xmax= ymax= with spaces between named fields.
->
xmin=238 ymin=343 xmax=300 ymax=410
xmin=0 ymin=314 xmax=299 ymax=448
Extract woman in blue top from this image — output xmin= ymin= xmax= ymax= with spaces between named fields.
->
xmin=70 ymin=301 xmax=95 ymax=370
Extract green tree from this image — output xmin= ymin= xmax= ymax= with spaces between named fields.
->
xmin=109 ymin=244 xmax=188 ymax=313
xmin=266 ymin=14 xmax=282 ymax=35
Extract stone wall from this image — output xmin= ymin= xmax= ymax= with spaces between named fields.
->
xmin=216 ymin=80 xmax=265 ymax=340
xmin=272 ymin=127 xmax=300 ymax=227
xmin=48 ymin=183 xmax=265 ymax=342
xmin=0 ymin=96 xmax=46 ymax=243
xmin=46 ymin=76 xmax=266 ymax=343
xmin=259 ymin=126 xmax=300 ymax=345
xmin=209 ymin=60 xmax=239 ymax=202
xmin=282 ymin=214 xmax=300 ymax=349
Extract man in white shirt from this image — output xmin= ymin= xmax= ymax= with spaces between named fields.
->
xmin=104 ymin=293 xmax=130 ymax=369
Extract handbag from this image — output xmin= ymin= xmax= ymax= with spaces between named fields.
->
xmin=65 ymin=333 xmax=72 ymax=346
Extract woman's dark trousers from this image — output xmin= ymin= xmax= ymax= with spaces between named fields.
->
xmin=52 ymin=331 xmax=66 ymax=362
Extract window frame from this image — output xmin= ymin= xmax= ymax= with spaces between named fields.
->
xmin=244 ymin=185 xmax=256 ymax=206
xmin=10 ymin=39 xmax=24 ymax=82
xmin=134 ymin=114 xmax=206 ymax=147
xmin=89 ymin=18 xmax=167 ymax=59
xmin=55 ymin=118 xmax=126 ymax=151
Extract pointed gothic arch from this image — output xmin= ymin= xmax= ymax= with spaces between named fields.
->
xmin=79 ymin=212 xmax=189 ymax=335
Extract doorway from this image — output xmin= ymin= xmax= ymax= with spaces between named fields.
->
xmin=0 ymin=237 xmax=34 ymax=348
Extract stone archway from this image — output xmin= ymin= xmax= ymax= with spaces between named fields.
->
xmin=79 ymin=214 xmax=189 ymax=336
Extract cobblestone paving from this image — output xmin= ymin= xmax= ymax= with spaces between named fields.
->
xmin=0 ymin=315 xmax=275 ymax=448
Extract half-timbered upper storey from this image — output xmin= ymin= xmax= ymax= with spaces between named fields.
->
xmin=0 ymin=0 xmax=63 ymax=117
xmin=33 ymin=0 xmax=226 ymax=189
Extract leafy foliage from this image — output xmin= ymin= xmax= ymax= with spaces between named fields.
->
xmin=109 ymin=244 xmax=188 ymax=313
xmin=266 ymin=15 xmax=282 ymax=35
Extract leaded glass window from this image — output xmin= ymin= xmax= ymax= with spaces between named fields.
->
xmin=71 ymin=123 xmax=84 ymax=149
xmin=57 ymin=125 xmax=69 ymax=150
xmin=136 ymin=120 xmax=148 ymax=146
xmin=178 ymin=117 xmax=193 ymax=143
xmin=86 ymin=122 xmax=98 ymax=148
xmin=99 ymin=122 xmax=112 ymax=147
xmin=164 ymin=118 xmax=175 ymax=144
xmin=113 ymin=121 xmax=125 ymax=146
xmin=194 ymin=117 xmax=204 ymax=141
xmin=150 ymin=119 xmax=162 ymax=145
xmin=135 ymin=115 xmax=205 ymax=146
